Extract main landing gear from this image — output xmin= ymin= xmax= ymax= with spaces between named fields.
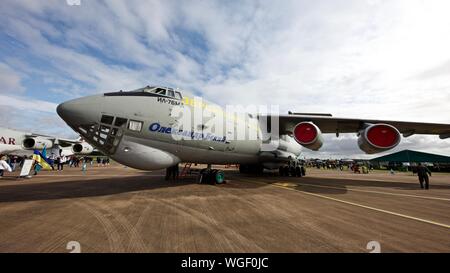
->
xmin=279 ymin=161 xmax=306 ymax=177
xmin=279 ymin=166 xmax=305 ymax=177
xmin=198 ymin=164 xmax=226 ymax=185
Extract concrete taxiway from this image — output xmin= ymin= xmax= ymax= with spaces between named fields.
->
xmin=0 ymin=164 xmax=449 ymax=252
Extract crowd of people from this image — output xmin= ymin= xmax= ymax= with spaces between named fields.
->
xmin=0 ymin=155 xmax=27 ymax=177
xmin=305 ymin=159 xmax=433 ymax=189
xmin=306 ymin=160 xmax=374 ymax=173
xmin=0 ymin=154 xmax=111 ymax=178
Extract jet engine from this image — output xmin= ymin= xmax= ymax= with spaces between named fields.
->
xmin=22 ymin=137 xmax=53 ymax=150
xmin=358 ymin=124 xmax=401 ymax=154
xmin=293 ymin=122 xmax=323 ymax=150
xmin=72 ymin=142 xmax=94 ymax=154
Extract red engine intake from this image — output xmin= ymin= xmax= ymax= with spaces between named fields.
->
xmin=293 ymin=122 xmax=323 ymax=151
xmin=358 ymin=124 xmax=401 ymax=154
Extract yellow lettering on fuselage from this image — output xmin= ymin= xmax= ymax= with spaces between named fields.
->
xmin=182 ymin=96 xmax=259 ymax=132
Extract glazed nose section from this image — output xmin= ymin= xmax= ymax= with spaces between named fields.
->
xmin=57 ymin=96 xmax=102 ymax=126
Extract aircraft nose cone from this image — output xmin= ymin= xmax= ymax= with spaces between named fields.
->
xmin=56 ymin=101 xmax=70 ymax=120
xmin=57 ymin=96 xmax=102 ymax=126
xmin=57 ymin=100 xmax=83 ymax=124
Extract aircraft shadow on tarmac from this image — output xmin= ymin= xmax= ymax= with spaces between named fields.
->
xmin=0 ymin=169 xmax=271 ymax=203
xmin=0 ymin=175 xmax=200 ymax=203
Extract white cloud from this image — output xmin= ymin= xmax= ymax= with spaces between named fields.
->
xmin=0 ymin=62 xmax=25 ymax=94
xmin=1 ymin=0 xmax=449 ymax=156
xmin=0 ymin=94 xmax=57 ymax=113
xmin=0 ymin=105 xmax=75 ymax=138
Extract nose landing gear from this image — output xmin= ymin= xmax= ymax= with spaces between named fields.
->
xmin=198 ymin=165 xmax=226 ymax=184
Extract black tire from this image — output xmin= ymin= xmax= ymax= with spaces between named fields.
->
xmin=279 ymin=166 xmax=284 ymax=176
xmin=289 ymin=166 xmax=296 ymax=177
xmin=198 ymin=168 xmax=210 ymax=184
xmin=209 ymin=170 xmax=216 ymax=184
xmin=301 ymin=166 xmax=306 ymax=176
xmin=296 ymin=166 xmax=302 ymax=177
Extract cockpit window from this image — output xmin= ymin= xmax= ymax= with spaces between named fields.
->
xmin=154 ymin=88 xmax=166 ymax=95
xmin=142 ymin=86 xmax=155 ymax=92
xmin=101 ymin=115 xmax=114 ymax=125
xmin=104 ymin=86 xmax=183 ymax=100
xmin=114 ymin=117 xmax=128 ymax=127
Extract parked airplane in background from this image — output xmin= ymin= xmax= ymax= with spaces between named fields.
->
xmin=57 ymin=85 xmax=450 ymax=183
xmin=0 ymin=127 xmax=94 ymax=157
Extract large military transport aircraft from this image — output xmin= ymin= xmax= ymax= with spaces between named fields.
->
xmin=0 ymin=127 xmax=94 ymax=157
xmin=57 ymin=85 xmax=450 ymax=183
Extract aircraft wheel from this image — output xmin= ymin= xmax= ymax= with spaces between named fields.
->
xmin=279 ymin=166 xmax=284 ymax=176
xmin=198 ymin=168 xmax=210 ymax=184
xmin=289 ymin=166 xmax=296 ymax=177
xmin=213 ymin=170 xmax=225 ymax=184
xmin=208 ymin=170 xmax=215 ymax=184
xmin=259 ymin=165 xmax=264 ymax=175
xmin=284 ymin=166 xmax=290 ymax=176
xmin=296 ymin=166 xmax=302 ymax=177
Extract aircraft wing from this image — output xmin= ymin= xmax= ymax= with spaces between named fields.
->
xmin=270 ymin=114 xmax=450 ymax=139
xmin=55 ymin=138 xmax=84 ymax=146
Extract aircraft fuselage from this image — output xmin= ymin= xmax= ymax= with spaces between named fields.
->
xmin=57 ymin=87 xmax=301 ymax=170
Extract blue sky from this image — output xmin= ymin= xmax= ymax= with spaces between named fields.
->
xmin=1 ymin=0 xmax=450 ymax=158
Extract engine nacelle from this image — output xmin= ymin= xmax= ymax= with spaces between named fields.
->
xmin=293 ymin=122 xmax=323 ymax=151
xmin=72 ymin=142 xmax=94 ymax=154
xmin=22 ymin=137 xmax=53 ymax=150
xmin=358 ymin=124 xmax=401 ymax=154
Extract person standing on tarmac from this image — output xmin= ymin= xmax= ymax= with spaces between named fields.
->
xmin=172 ymin=164 xmax=179 ymax=180
xmin=0 ymin=156 xmax=13 ymax=178
xmin=57 ymin=155 xmax=67 ymax=171
xmin=165 ymin=166 xmax=172 ymax=180
xmin=417 ymin=163 xmax=432 ymax=190
xmin=165 ymin=165 xmax=179 ymax=181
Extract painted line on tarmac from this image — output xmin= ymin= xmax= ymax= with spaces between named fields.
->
xmin=242 ymin=179 xmax=450 ymax=229
xmin=307 ymin=174 xmax=449 ymax=187
xmin=278 ymin=181 xmax=450 ymax=202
